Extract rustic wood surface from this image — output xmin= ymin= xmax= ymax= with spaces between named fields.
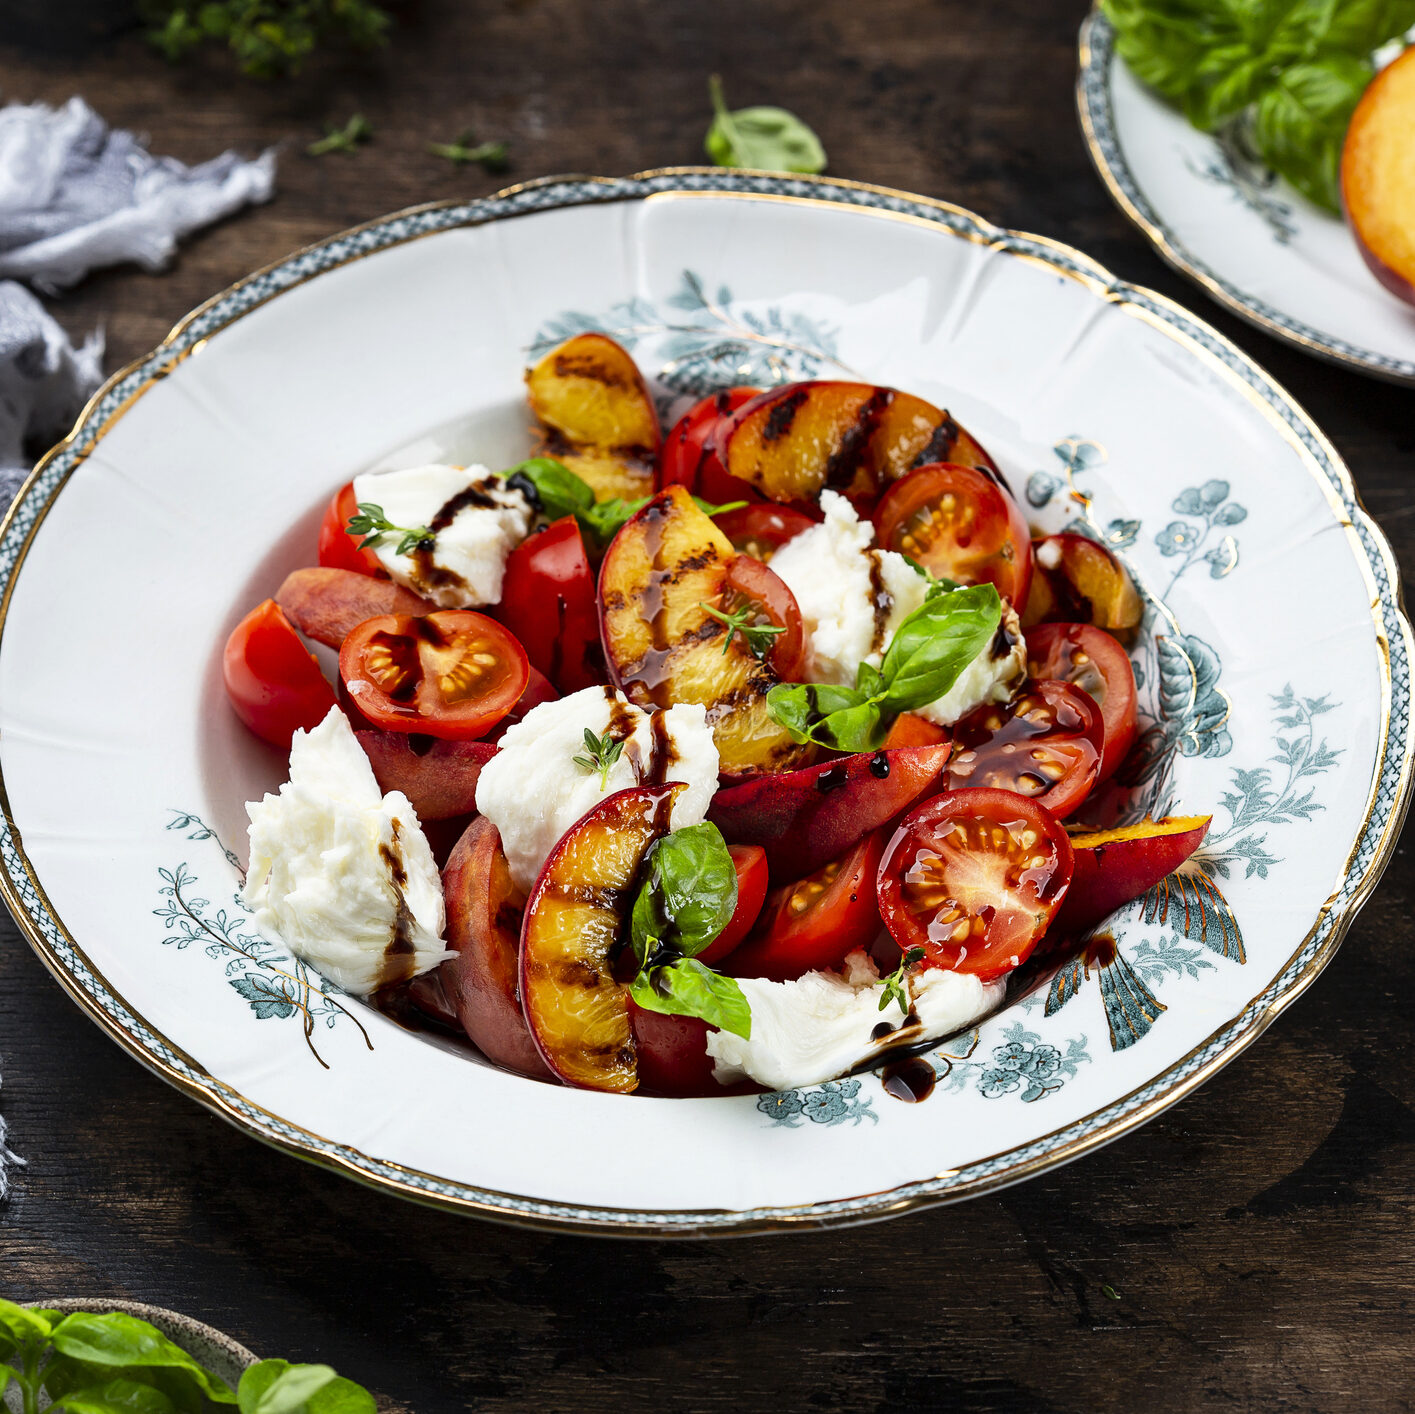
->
xmin=2 ymin=2 xmax=1414 ymax=1410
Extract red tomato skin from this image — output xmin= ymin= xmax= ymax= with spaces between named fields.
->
xmin=725 ymin=830 xmax=888 ymax=982
xmin=719 ymin=553 xmax=809 ymax=682
xmin=223 ymin=598 xmax=337 ymax=750
xmin=1026 ymin=622 xmax=1138 ymax=785
xmin=628 ymin=1004 xmax=722 ymax=1096
xmin=714 ymin=503 xmax=816 ymax=560
xmin=497 ymin=517 xmax=604 ymax=694
xmin=657 ymin=387 xmax=762 ymax=502
xmin=877 ymin=788 xmax=1074 ymax=980
xmin=698 ymin=844 xmax=770 ymax=965
xmin=317 ymin=482 xmax=384 ymax=577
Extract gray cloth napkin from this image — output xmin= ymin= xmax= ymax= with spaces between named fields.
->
xmin=0 ymin=98 xmax=277 ymax=1202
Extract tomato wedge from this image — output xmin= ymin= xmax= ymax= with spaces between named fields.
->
xmin=713 ymin=503 xmax=816 ymax=562
xmin=873 ymin=462 xmax=1033 ymax=607
xmin=702 ymin=553 xmax=808 ymax=683
xmin=697 ymin=844 xmax=769 ymax=966
xmin=317 ymin=481 xmax=384 ymax=577
xmin=947 ymin=679 xmax=1102 ymax=819
xmin=340 ymin=610 xmax=528 ymax=740
xmin=1026 ymin=623 xmax=1137 ymax=784
xmin=877 ymin=789 xmax=1073 ymax=979
xmin=726 ymin=829 xmax=887 ymax=982
xmin=657 ymin=386 xmax=762 ymax=504
xmin=497 ymin=516 xmax=604 ymax=694
xmin=224 ymin=599 xmax=337 ymax=749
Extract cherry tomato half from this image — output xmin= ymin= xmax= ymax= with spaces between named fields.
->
xmin=658 ymin=387 xmax=762 ymax=504
xmin=698 ymin=844 xmax=770 ymax=966
xmin=317 ymin=481 xmax=384 ymax=577
xmin=873 ymin=462 xmax=1033 ymax=607
xmin=224 ymin=598 xmax=337 ymax=750
xmin=1026 ymin=622 xmax=1137 ymax=785
xmin=714 ymin=503 xmax=816 ymax=563
xmin=705 ymin=553 xmax=808 ymax=683
xmin=947 ymin=679 xmax=1102 ymax=819
xmin=497 ymin=516 xmax=605 ymax=694
xmin=882 ymin=713 xmax=951 ymax=750
xmin=726 ymin=829 xmax=887 ymax=982
xmin=877 ymin=788 xmax=1073 ymax=980
xmin=340 ymin=610 xmax=529 ymax=740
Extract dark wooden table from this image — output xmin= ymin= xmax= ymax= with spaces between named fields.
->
xmin=3 ymin=3 xmax=1414 ymax=1409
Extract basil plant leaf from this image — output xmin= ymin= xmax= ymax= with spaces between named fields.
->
xmin=0 ymin=1297 xmax=53 ymax=1347
xmin=629 ymin=958 xmax=752 ymax=1039
xmin=50 ymin=1378 xmax=179 ymax=1414
xmin=0 ymin=1363 xmax=19 ymax=1398
xmin=50 ymin=1315 xmax=234 ymax=1403
xmin=240 ymin=1361 xmax=373 ymax=1414
xmin=631 ymin=823 xmax=738 ymax=962
xmin=705 ymin=75 xmax=825 ymax=174
xmin=878 ymin=583 xmax=1002 ymax=713
xmin=1301 ymin=0 xmax=1415 ymax=56
xmin=501 ymin=457 xmax=596 ymax=522
xmin=766 ymin=682 xmax=883 ymax=751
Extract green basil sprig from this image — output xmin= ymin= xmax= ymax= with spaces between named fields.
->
xmin=768 ymin=582 xmax=1003 ymax=752
xmin=0 ymin=1297 xmax=375 ymax=1413
xmin=625 ymin=823 xmax=751 ymax=1039
xmin=1102 ymin=0 xmax=1415 ymax=211
xmin=704 ymin=75 xmax=826 ymax=174
xmin=502 ymin=458 xmax=743 ymax=549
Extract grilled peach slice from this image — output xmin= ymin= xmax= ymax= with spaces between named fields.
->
xmin=526 ymin=333 xmax=660 ymax=501
xmin=356 ymin=730 xmax=496 ymax=821
xmin=1343 ymin=48 xmax=1415 ymax=307
xmin=599 ymin=485 xmax=811 ymax=776
xmin=1023 ymin=534 xmax=1142 ymax=641
xmin=520 ymin=783 xmax=682 ymax=1091
xmin=708 ymin=744 xmax=951 ymax=881
xmin=276 ymin=567 xmax=433 ymax=649
xmin=1053 ymin=815 xmax=1211 ymax=936
xmin=715 ymin=381 xmax=998 ymax=504
xmin=441 ymin=817 xmax=552 ymax=1080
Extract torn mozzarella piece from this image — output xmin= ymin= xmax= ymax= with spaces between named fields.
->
xmin=243 ymin=707 xmax=449 ymax=995
xmin=475 ymin=685 xmax=720 ymax=893
xmin=706 ymin=949 xmax=1005 ymax=1091
xmin=350 ymin=463 xmax=532 ymax=608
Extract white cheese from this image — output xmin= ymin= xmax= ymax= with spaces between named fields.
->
xmin=769 ymin=490 xmax=928 ymax=686
xmin=914 ymin=602 xmax=1028 ymax=726
xmin=350 ymin=463 xmax=532 ymax=608
xmin=706 ymin=948 xmax=1005 ymax=1091
xmin=243 ymin=708 xmax=450 ymax=996
xmin=475 ymin=685 xmax=720 ymax=893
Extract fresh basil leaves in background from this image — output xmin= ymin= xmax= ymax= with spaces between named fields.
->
xmin=704 ymin=75 xmax=827 ymax=174
xmin=768 ymin=582 xmax=1003 ymax=751
xmin=1103 ymin=0 xmax=1415 ymax=211
xmin=0 ymin=1299 xmax=375 ymax=1413
xmin=627 ymin=824 xmax=751 ymax=1039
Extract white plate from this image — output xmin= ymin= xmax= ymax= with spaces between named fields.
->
xmin=0 ymin=171 xmax=1409 ymax=1234
xmin=1078 ymin=10 xmax=1415 ymax=386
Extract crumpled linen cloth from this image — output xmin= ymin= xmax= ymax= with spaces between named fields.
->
xmin=0 ymin=99 xmax=276 ymax=1202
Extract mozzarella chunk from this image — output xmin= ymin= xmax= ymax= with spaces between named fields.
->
xmin=475 ymin=685 xmax=720 ymax=893
xmin=769 ymin=490 xmax=927 ymax=686
xmin=914 ymin=603 xmax=1028 ymax=726
xmin=350 ymin=463 xmax=532 ymax=608
xmin=243 ymin=708 xmax=450 ymax=995
xmin=706 ymin=949 xmax=1005 ymax=1091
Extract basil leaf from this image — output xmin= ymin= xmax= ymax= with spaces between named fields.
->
xmin=878 ymin=583 xmax=1002 ymax=713
xmin=631 ymin=823 xmax=738 ymax=963
xmin=705 ymin=75 xmax=825 ymax=174
xmin=50 ymin=1315 xmax=234 ymax=1403
xmin=766 ymin=683 xmax=883 ymax=752
xmin=50 ymin=1378 xmax=179 ymax=1413
xmin=1298 ymin=0 xmax=1415 ymax=56
xmin=1253 ymin=55 xmax=1370 ymax=210
xmin=0 ymin=1297 xmax=52 ymax=1347
xmin=238 ymin=1361 xmax=373 ymax=1414
xmin=630 ymin=958 xmax=752 ymax=1038
xmin=502 ymin=457 xmax=595 ymax=522
xmin=0 ymin=1363 xmax=19 ymax=1397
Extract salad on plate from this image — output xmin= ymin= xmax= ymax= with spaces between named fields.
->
xmin=225 ymin=333 xmax=1211 ymax=1099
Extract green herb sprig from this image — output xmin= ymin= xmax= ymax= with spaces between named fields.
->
xmin=572 ymin=728 xmax=625 ymax=789
xmin=627 ymin=823 xmax=751 ymax=1038
xmin=1102 ymin=0 xmax=1415 ymax=211
xmin=699 ymin=600 xmax=787 ymax=660
xmin=768 ymin=581 xmax=1003 ymax=752
xmin=879 ymin=946 xmax=926 ymax=1013
xmin=308 ymin=113 xmax=372 ymax=156
xmin=345 ymin=502 xmax=432 ymax=556
xmin=705 ymin=75 xmax=826 ymax=174
xmin=428 ymin=130 xmax=510 ymax=172
xmin=0 ymin=1297 xmax=376 ymax=1412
